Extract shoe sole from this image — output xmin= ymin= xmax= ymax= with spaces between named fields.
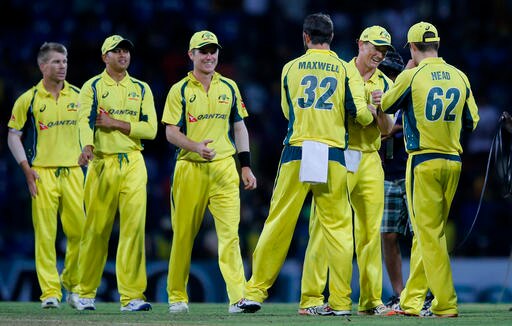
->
xmin=121 ymin=305 xmax=152 ymax=312
xmin=241 ymin=305 xmax=261 ymax=313
xmin=423 ymin=313 xmax=458 ymax=318
xmin=386 ymin=310 xmax=418 ymax=317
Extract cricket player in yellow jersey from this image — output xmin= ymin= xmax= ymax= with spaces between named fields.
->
xmin=76 ymin=35 xmax=157 ymax=312
xmin=7 ymin=42 xmax=84 ymax=309
xmin=238 ymin=13 xmax=374 ymax=314
xmin=382 ymin=22 xmax=479 ymax=317
xmin=300 ymin=25 xmax=394 ymax=316
xmin=162 ymin=30 xmax=257 ymax=314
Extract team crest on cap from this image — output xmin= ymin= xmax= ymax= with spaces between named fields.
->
xmin=201 ymin=32 xmax=216 ymax=41
xmin=380 ymin=30 xmax=391 ymax=42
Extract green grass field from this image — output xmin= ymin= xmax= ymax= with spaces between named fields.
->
xmin=0 ymin=302 xmax=511 ymax=325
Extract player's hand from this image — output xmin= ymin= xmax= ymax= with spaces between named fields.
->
xmin=78 ymin=145 xmax=94 ymax=166
xmin=21 ymin=162 xmax=39 ymax=197
xmin=371 ymin=89 xmax=383 ymax=106
xmin=95 ymin=109 xmax=114 ymax=129
xmin=405 ymin=59 xmax=417 ymax=69
xmin=241 ymin=167 xmax=257 ymax=190
xmin=197 ymin=139 xmax=216 ymax=161
xmin=368 ymin=103 xmax=378 ymax=117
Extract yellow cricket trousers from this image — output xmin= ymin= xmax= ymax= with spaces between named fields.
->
xmin=300 ymin=150 xmax=384 ymax=311
xmin=167 ymin=156 xmax=246 ymax=305
xmin=79 ymin=151 xmax=148 ymax=305
xmin=400 ymin=153 xmax=460 ymax=316
xmin=245 ymin=146 xmax=354 ymax=310
xmin=32 ymin=166 xmax=84 ymax=301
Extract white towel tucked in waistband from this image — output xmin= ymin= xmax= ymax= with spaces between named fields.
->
xmin=344 ymin=149 xmax=362 ymax=173
xmin=299 ymin=140 xmax=328 ymax=184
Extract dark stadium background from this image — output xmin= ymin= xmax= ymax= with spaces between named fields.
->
xmin=0 ymin=0 xmax=511 ymax=303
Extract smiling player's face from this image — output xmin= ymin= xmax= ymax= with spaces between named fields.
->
xmin=359 ymin=42 xmax=388 ymax=70
xmin=189 ymin=45 xmax=219 ymax=75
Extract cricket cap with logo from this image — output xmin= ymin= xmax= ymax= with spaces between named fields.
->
xmin=359 ymin=26 xmax=394 ymax=50
xmin=406 ymin=21 xmax=440 ymax=46
xmin=189 ymin=30 xmax=222 ymax=51
xmin=101 ymin=35 xmax=134 ymax=55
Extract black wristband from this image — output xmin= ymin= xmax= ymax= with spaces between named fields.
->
xmin=237 ymin=151 xmax=251 ymax=168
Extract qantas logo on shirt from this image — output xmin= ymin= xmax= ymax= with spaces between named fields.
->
xmin=188 ymin=113 xmax=198 ymax=122
xmin=187 ymin=112 xmax=227 ymax=122
xmin=39 ymin=120 xmax=77 ymax=130
xmin=100 ymin=107 xmax=138 ymax=116
xmin=39 ymin=121 xmax=48 ymax=130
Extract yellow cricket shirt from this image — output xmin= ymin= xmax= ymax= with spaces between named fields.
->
xmin=161 ymin=71 xmax=248 ymax=162
xmin=381 ymin=57 xmax=479 ymax=154
xmin=8 ymin=80 xmax=81 ymax=167
xmin=280 ymin=49 xmax=373 ymax=149
xmin=347 ymin=58 xmax=394 ymax=152
xmin=78 ymin=70 xmax=157 ymax=154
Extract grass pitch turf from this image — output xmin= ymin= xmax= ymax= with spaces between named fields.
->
xmin=0 ymin=302 xmax=511 ymax=325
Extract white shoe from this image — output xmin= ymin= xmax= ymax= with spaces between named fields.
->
xmin=121 ymin=299 xmax=152 ymax=312
xmin=235 ymin=298 xmax=261 ymax=313
xmin=298 ymin=303 xmax=334 ymax=316
xmin=41 ymin=297 xmax=60 ymax=309
xmin=76 ymin=297 xmax=96 ymax=311
xmin=229 ymin=301 xmax=243 ymax=313
xmin=66 ymin=292 xmax=79 ymax=309
xmin=169 ymin=301 xmax=189 ymax=313
xmin=358 ymin=304 xmax=390 ymax=316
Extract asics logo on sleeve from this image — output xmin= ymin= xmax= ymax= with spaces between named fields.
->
xmin=39 ymin=105 xmax=46 ymax=112
xmin=189 ymin=94 xmax=196 ymax=103
xmin=102 ymin=92 xmax=109 ymax=99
